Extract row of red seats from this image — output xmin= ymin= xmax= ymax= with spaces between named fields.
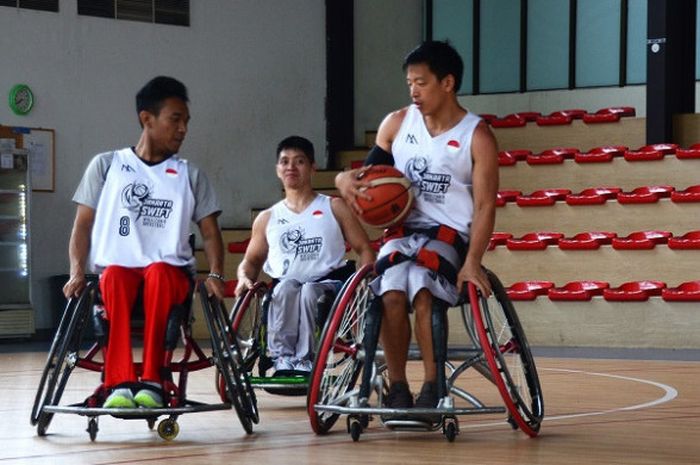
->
xmin=228 ymin=230 xmax=700 ymax=255
xmin=498 ymin=143 xmax=700 ymax=166
xmin=497 ymin=184 xmax=700 ymax=207
xmin=506 ymin=280 xmax=700 ymax=302
xmin=484 ymin=107 xmax=636 ymax=128
xmin=489 ymin=230 xmax=700 ymax=250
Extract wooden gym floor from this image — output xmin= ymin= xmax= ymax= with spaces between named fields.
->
xmin=1 ymin=345 xmax=698 ymax=465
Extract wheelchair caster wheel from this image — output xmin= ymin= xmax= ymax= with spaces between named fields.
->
xmin=348 ymin=416 xmax=362 ymax=442
xmin=87 ymin=418 xmax=99 ymax=442
xmin=443 ymin=417 xmax=458 ymax=442
xmin=157 ymin=418 xmax=180 ymax=441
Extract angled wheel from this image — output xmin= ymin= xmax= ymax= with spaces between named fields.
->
xmin=230 ymin=282 xmax=268 ymax=372
xmin=467 ymin=269 xmax=544 ymax=437
xmin=31 ymin=281 xmax=95 ymax=434
xmin=200 ymin=283 xmax=258 ymax=434
xmin=307 ymin=264 xmax=374 ymax=434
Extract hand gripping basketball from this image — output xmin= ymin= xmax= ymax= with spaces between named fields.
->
xmin=355 ymin=165 xmax=414 ymax=228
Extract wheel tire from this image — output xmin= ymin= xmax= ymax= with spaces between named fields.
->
xmin=444 ymin=421 xmax=457 ymax=442
xmin=200 ymin=284 xmax=258 ymax=434
xmin=157 ymin=418 xmax=180 ymax=441
xmin=307 ymin=265 xmax=374 ymax=434
xmin=349 ymin=419 xmax=362 ymax=442
xmin=468 ymin=269 xmax=544 ymax=437
xmin=31 ymin=283 xmax=94 ymax=435
xmin=87 ymin=418 xmax=99 ymax=442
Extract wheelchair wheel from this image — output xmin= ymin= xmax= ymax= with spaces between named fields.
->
xmin=467 ymin=269 xmax=544 ymax=437
xmin=31 ymin=282 xmax=95 ymax=434
xmin=200 ymin=284 xmax=258 ymax=434
xmin=307 ymin=264 xmax=374 ymax=434
xmin=230 ymin=282 xmax=267 ymax=372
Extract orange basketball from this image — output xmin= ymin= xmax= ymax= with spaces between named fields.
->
xmin=356 ymin=165 xmax=414 ymax=228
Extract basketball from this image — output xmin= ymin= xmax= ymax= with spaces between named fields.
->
xmin=355 ymin=165 xmax=414 ymax=228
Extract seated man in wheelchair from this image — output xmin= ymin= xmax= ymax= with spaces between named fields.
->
xmin=63 ymin=76 xmax=226 ymax=409
xmin=235 ymin=135 xmax=375 ymax=375
xmin=335 ymin=41 xmax=499 ymax=413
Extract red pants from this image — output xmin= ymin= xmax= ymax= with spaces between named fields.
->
xmin=100 ymin=263 xmax=190 ymax=388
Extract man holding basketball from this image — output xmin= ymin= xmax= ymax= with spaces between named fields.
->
xmin=335 ymin=41 xmax=499 ymax=412
xmin=236 ymin=136 xmax=375 ymax=374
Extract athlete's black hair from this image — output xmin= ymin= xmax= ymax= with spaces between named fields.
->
xmin=276 ymin=135 xmax=315 ymax=164
xmin=136 ymin=76 xmax=189 ymax=117
xmin=403 ymin=40 xmax=464 ymax=92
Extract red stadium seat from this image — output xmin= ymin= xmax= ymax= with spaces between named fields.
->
xmin=676 ymin=143 xmax=700 ymax=159
xmin=583 ymin=113 xmax=621 ymax=124
xmin=488 ymin=232 xmax=513 ymax=250
xmin=638 ymin=143 xmax=678 ymax=155
xmin=498 ymin=151 xmax=517 ymax=166
xmin=662 ymin=281 xmax=700 ymax=301
xmin=224 ymin=279 xmax=239 ymax=298
xmin=548 ymin=281 xmax=610 ymax=301
xmin=550 ymin=109 xmax=587 ymax=119
xmin=350 ymin=160 xmax=364 ymax=169
xmin=516 ymin=189 xmax=571 ymax=206
xmin=227 ymin=238 xmax=251 ymax=254
xmin=565 ymin=187 xmax=622 ymax=205
xmin=527 ymin=147 xmax=579 ymax=165
xmin=496 ymin=190 xmax=521 ymax=206
xmin=603 ymin=281 xmax=666 ymax=301
xmin=490 ymin=115 xmax=527 ymax=128
xmin=510 ymin=111 xmax=541 ymax=122
xmin=507 ymin=281 xmax=555 ymax=301
xmin=501 ymin=149 xmax=531 ymax=161
xmin=536 ymin=114 xmax=572 ymax=126
xmin=616 ymin=185 xmax=675 ymax=204
xmin=479 ymin=113 xmax=497 ymax=124
xmin=574 ymin=145 xmax=627 ymax=163
xmin=668 ymin=230 xmax=700 ymax=249
xmin=506 ymin=231 xmax=564 ymax=250
xmin=623 ymin=150 xmax=664 ymax=161
xmin=558 ymin=231 xmax=617 ymax=250
xmin=670 ymin=185 xmax=700 ymax=203
xmin=611 ymin=230 xmax=673 ymax=250
xmin=596 ymin=106 xmax=636 ymax=117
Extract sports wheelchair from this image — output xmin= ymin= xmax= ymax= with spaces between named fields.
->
xmin=306 ymin=264 xmax=544 ymax=442
xmin=230 ymin=263 xmax=355 ymax=396
xmin=30 ymin=276 xmax=258 ymax=441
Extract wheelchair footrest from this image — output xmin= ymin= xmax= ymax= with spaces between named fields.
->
xmin=383 ymin=419 xmax=437 ymax=431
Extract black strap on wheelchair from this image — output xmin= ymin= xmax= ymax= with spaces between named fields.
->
xmin=374 ymin=224 xmax=467 ymax=285
xmin=317 ymin=260 xmax=356 ymax=283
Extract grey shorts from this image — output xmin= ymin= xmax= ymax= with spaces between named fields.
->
xmin=370 ymin=233 xmax=461 ymax=307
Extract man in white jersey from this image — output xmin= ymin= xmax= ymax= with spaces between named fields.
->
xmin=336 ymin=41 xmax=499 ymax=411
xmin=64 ymin=76 xmax=226 ymax=409
xmin=236 ymin=136 xmax=375 ymax=374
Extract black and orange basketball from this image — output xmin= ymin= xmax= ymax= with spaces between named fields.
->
xmin=356 ymin=165 xmax=414 ymax=228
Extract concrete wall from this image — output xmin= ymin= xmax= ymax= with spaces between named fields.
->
xmin=0 ymin=0 xmax=326 ymax=330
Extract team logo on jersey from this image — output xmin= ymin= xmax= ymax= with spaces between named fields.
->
xmin=446 ymin=140 xmax=460 ymax=154
xmin=121 ymin=181 xmax=174 ymax=228
xmin=165 ymin=168 xmax=178 ymax=177
xmin=404 ymin=156 xmax=451 ymax=204
xmin=121 ymin=163 xmax=135 ymax=173
xmin=279 ymin=226 xmax=323 ymax=262
xmin=405 ymin=133 xmax=418 ymax=145
xmin=312 ymin=210 xmax=323 ymax=219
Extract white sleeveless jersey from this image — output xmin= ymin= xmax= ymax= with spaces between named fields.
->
xmin=263 ymin=194 xmax=346 ymax=281
xmin=391 ymin=104 xmax=481 ymax=238
xmin=90 ymin=148 xmax=195 ymax=270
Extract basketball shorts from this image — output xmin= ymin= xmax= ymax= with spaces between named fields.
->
xmin=370 ymin=233 xmax=462 ymax=307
